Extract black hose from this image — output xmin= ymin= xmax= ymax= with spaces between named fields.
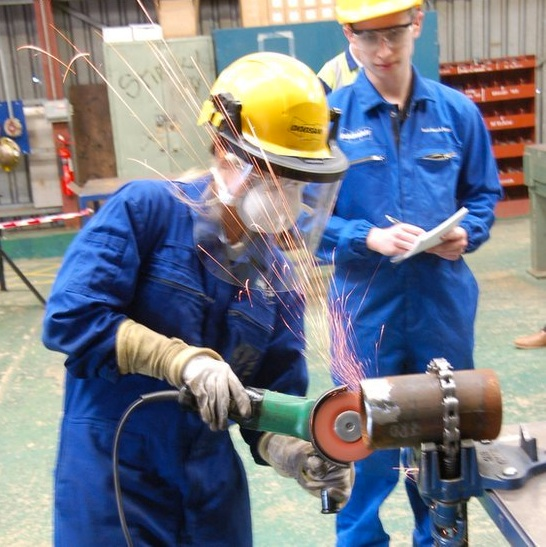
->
xmin=112 ymin=390 xmax=180 ymax=547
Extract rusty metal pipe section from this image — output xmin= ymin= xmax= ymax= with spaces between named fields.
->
xmin=361 ymin=369 xmax=502 ymax=449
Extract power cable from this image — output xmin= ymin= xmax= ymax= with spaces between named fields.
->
xmin=112 ymin=390 xmax=180 ymax=547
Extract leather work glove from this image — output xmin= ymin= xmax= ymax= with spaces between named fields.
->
xmin=258 ymin=432 xmax=354 ymax=507
xmin=181 ymin=355 xmax=251 ymax=431
xmin=116 ymin=319 xmax=251 ymax=430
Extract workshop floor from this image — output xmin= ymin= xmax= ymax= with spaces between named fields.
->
xmin=1 ymin=213 xmax=544 ymax=547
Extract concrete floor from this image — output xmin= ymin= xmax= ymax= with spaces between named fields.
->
xmin=0 ymin=214 xmax=545 ymax=546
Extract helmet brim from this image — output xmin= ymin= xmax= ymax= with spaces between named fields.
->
xmin=219 ymin=133 xmax=349 ymax=184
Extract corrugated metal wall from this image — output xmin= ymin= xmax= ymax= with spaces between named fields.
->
xmin=0 ymin=1 xmax=160 ymax=211
xmin=0 ymin=1 xmax=159 ymax=102
xmin=429 ymin=0 xmax=545 ymax=141
xmin=0 ymin=2 xmax=35 ymax=211
xmin=0 ymin=0 xmax=242 ymax=212
xmin=1 ymin=0 xmax=545 ymax=210
xmin=0 ymin=0 xmax=241 ymax=102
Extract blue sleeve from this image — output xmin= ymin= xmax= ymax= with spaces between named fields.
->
xmin=42 ymin=180 xmax=174 ymax=381
xmin=317 ymin=214 xmax=376 ymax=265
xmin=455 ymin=100 xmax=504 ymax=253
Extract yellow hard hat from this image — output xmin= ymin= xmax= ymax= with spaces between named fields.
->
xmin=0 ymin=137 xmax=21 ymax=172
xmin=336 ymin=0 xmax=423 ymax=24
xmin=198 ymin=52 xmax=347 ymax=183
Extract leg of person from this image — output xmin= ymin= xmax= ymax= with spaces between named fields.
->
xmin=401 ymin=448 xmax=433 ymax=547
xmin=405 ymin=269 xmax=478 ymax=547
xmin=55 ymin=416 xmax=253 ymax=547
xmin=336 ymin=449 xmax=401 ymax=547
xmin=54 ymin=418 xmax=159 ymax=547
xmin=173 ymin=425 xmax=252 ymax=546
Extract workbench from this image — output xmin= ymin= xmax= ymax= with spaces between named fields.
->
xmin=69 ymin=177 xmax=128 ymax=217
xmin=479 ymin=422 xmax=546 ymax=546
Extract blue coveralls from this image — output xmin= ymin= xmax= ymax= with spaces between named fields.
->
xmin=318 ymin=68 xmax=503 ymax=546
xmin=42 ymin=178 xmax=308 ymax=547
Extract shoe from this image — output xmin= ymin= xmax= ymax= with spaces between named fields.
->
xmin=513 ymin=330 xmax=546 ymax=349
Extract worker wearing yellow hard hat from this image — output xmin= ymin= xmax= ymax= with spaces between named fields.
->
xmin=42 ymin=51 xmax=352 ymax=546
xmin=335 ymin=0 xmax=423 ymax=23
xmin=317 ymin=0 xmax=423 ymax=93
xmin=316 ymin=1 xmax=503 ymax=546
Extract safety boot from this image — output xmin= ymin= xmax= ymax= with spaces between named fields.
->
xmin=513 ymin=329 xmax=546 ymax=349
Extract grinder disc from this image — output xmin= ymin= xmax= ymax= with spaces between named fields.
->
xmin=310 ymin=387 xmax=372 ymax=464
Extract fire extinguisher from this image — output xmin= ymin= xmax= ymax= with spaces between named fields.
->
xmin=57 ymin=134 xmax=75 ymax=197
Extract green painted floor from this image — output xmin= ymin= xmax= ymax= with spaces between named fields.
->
xmin=1 ymin=215 xmax=545 ymax=546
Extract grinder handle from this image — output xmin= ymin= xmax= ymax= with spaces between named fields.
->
xmin=321 ymin=489 xmax=341 ymax=514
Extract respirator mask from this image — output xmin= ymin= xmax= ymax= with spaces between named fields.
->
xmin=211 ymin=155 xmax=305 ymax=235
xmin=193 ymin=153 xmax=341 ymax=292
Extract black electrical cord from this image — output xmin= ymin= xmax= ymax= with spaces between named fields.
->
xmin=112 ymin=390 xmax=180 ymax=547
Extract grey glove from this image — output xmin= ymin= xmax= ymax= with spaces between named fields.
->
xmin=182 ymin=355 xmax=251 ymax=431
xmin=116 ymin=319 xmax=251 ymax=430
xmin=258 ymin=433 xmax=354 ymax=507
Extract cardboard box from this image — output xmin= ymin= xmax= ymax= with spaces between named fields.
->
xmin=240 ymin=0 xmax=271 ymax=27
xmin=239 ymin=0 xmax=335 ymax=27
xmin=155 ymin=0 xmax=199 ymax=38
xmin=102 ymin=26 xmax=134 ymax=43
xmin=130 ymin=24 xmax=163 ymax=41
xmin=103 ymin=24 xmax=164 ymax=43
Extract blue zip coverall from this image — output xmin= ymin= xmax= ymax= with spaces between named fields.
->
xmin=318 ymin=68 xmax=503 ymax=546
xmin=42 ymin=178 xmax=308 ymax=547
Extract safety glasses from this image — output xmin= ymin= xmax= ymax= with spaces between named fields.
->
xmin=350 ymin=20 xmax=414 ymax=50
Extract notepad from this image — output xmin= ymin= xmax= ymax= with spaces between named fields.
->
xmin=390 ymin=207 xmax=469 ymax=264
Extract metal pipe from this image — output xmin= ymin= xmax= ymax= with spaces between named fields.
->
xmin=361 ymin=369 xmax=502 ymax=449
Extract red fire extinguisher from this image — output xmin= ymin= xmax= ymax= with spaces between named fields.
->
xmin=57 ymin=134 xmax=75 ymax=197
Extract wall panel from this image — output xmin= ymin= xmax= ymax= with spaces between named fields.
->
xmin=2 ymin=0 xmax=546 ymax=209
xmin=431 ymin=0 xmax=546 ymax=141
xmin=0 ymin=0 xmax=159 ymax=211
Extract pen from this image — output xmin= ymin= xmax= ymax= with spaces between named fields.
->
xmin=385 ymin=214 xmax=401 ymax=224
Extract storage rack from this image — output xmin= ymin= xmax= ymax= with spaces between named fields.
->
xmin=440 ymin=55 xmax=536 ymax=216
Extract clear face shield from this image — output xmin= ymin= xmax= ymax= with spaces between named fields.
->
xmin=193 ymin=153 xmax=341 ymax=293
